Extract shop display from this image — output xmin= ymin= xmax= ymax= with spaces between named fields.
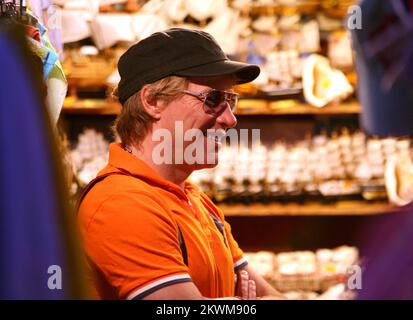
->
xmin=1 ymin=0 xmax=67 ymax=124
xmin=57 ymin=0 xmax=357 ymax=106
xmin=67 ymin=126 xmax=412 ymax=207
xmin=66 ymin=129 xmax=413 ymax=205
xmin=244 ymin=246 xmax=358 ymax=299
xmin=190 ymin=131 xmax=412 ymax=204
xmin=69 ymin=128 xmax=110 ymax=187
xmin=385 ymin=155 xmax=413 ymax=206
xmin=302 ymin=54 xmax=353 ymax=108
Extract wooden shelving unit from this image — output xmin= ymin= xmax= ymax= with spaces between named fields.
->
xmin=63 ymin=98 xmax=121 ymax=115
xmin=62 ymin=98 xmax=360 ymax=116
xmin=235 ymin=0 xmax=355 ymax=18
xmin=220 ymin=201 xmax=397 ymax=217
xmin=237 ymin=100 xmax=360 ymax=115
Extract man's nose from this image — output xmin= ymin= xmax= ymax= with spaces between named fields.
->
xmin=216 ymin=103 xmax=237 ymax=129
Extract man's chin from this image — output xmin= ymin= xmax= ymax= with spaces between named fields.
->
xmin=187 ymin=156 xmax=219 ymax=170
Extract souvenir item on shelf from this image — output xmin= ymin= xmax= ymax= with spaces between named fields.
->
xmin=316 ymin=13 xmax=342 ymax=32
xmin=245 ymin=246 xmax=358 ymax=297
xmin=317 ymin=246 xmax=359 ymax=292
xmin=106 ymin=68 xmax=121 ymax=89
xmin=230 ymin=0 xmax=251 ymax=11
xmin=328 ymin=30 xmax=353 ymax=70
xmin=252 ymin=33 xmax=280 ymax=57
xmin=90 ymin=14 xmax=135 ymax=49
xmin=70 ymin=129 xmax=109 ymax=186
xmin=278 ymin=14 xmax=300 ymax=31
xmin=302 ymin=54 xmax=353 ymax=108
xmin=131 ymin=13 xmax=169 ymax=41
xmin=185 ymin=0 xmax=226 ymax=22
xmin=139 ymin=0 xmax=164 ymax=14
xmin=261 ymin=49 xmax=302 ymax=94
xmin=163 ymin=0 xmax=187 ymax=22
xmin=299 ymin=20 xmax=319 ymax=53
xmin=284 ymin=291 xmax=319 ymax=300
xmin=187 ymin=130 xmax=412 ymax=204
xmin=204 ymin=7 xmax=250 ymax=55
xmin=243 ymin=251 xmax=274 ymax=281
xmin=274 ymin=251 xmax=319 ymax=292
xmin=60 ymin=7 xmax=93 ymax=43
xmin=385 ymin=155 xmax=413 ymax=206
xmin=277 ymin=251 xmax=317 ymax=276
xmin=321 ymin=0 xmax=355 ymax=19
xmin=252 ymin=15 xmax=277 ymax=33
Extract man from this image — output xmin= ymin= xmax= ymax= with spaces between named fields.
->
xmin=78 ymin=28 xmax=281 ymax=300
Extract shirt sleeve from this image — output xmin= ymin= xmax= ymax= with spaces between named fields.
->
xmin=83 ymin=191 xmax=192 ymax=300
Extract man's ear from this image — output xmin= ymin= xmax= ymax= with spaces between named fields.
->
xmin=140 ymin=85 xmax=162 ymax=120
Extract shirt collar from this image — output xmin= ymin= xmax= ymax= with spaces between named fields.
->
xmin=106 ymin=143 xmax=198 ymax=200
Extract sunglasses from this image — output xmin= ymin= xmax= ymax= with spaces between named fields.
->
xmin=183 ymin=89 xmax=238 ymax=116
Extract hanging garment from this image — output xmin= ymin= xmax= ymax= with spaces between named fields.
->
xmin=26 ymin=30 xmax=67 ymax=124
xmin=27 ymin=2 xmax=63 ymax=55
xmin=27 ymin=37 xmax=58 ymax=79
xmin=45 ymin=61 xmax=67 ymax=125
xmin=29 ymin=0 xmax=52 ymax=23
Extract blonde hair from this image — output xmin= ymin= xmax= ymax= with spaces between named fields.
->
xmin=112 ymin=76 xmax=189 ymax=147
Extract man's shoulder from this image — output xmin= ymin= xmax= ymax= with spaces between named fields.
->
xmin=78 ymin=172 xmax=176 ymax=235
xmin=86 ymin=166 xmax=166 ymax=199
xmin=78 ymin=170 xmax=172 ymax=221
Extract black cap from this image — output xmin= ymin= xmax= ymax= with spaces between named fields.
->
xmin=117 ymin=28 xmax=260 ymax=104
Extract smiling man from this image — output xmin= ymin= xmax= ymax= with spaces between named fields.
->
xmin=78 ymin=28 xmax=281 ymax=300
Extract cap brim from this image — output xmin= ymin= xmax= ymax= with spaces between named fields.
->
xmin=175 ymin=60 xmax=260 ymax=84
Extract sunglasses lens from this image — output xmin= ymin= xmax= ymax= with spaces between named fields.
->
xmin=205 ymin=90 xmax=225 ymax=109
xmin=226 ymin=93 xmax=238 ymax=111
xmin=205 ymin=90 xmax=238 ymax=113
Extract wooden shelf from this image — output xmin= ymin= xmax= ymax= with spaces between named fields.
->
xmin=62 ymin=98 xmax=360 ymax=116
xmin=244 ymin=2 xmax=319 ymax=16
xmin=63 ymin=98 xmax=121 ymax=115
xmin=219 ymin=201 xmax=398 ymax=217
xmin=237 ymin=100 xmax=360 ymax=115
xmin=240 ymin=1 xmax=354 ymax=18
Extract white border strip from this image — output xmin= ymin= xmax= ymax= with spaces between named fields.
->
xmin=126 ymin=274 xmax=192 ymax=300
xmin=234 ymin=257 xmax=248 ymax=269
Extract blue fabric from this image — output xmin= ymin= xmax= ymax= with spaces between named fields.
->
xmin=352 ymin=0 xmax=413 ymax=136
xmin=0 ymin=31 xmax=67 ymax=299
xmin=43 ymin=48 xmax=58 ymax=80
xmin=26 ymin=36 xmax=59 ymax=80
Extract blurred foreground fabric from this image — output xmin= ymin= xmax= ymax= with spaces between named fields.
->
xmin=0 ymin=24 xmax=86 ymax=299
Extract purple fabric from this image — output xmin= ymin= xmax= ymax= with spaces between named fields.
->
xmin=29 ymin=0 xmax=51 ymax=23
xmin=356 ymin=207 xmax=413 ymax=299
xmin=0 ymin=28 xmax=67 ymax=299
xmin=351 ymin=0 xmax=413 ymax=299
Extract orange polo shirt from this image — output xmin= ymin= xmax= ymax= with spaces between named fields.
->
xmin=78 ymin=143 xmax=247 ymax=300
